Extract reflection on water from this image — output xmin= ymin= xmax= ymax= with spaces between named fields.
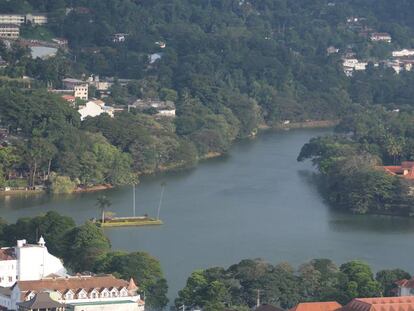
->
xmin=1 ymin=128 xmax=414 ymax=299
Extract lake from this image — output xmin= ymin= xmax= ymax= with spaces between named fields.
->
xmin=1 ymin=128 xmax=414 ymax=301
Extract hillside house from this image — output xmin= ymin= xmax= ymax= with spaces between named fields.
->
xmin=78 ymin=100 xmax=114 ymax=120
xmin=128 ymin=99 xmax=176 ymax=117
xmin=0 ymin=24 xmax=19 ymax=39
xmin=380 ymin=161 xmax=414 ymax=180
xmin=392 ymin=49 xmax=414 ymax=58
xmin=396 ymin=277 xmax=414 ymax=296
xmin=370 ymin=32 xmax=392 ymax=43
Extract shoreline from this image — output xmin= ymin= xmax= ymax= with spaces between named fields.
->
xmin=0 ymin=120 xmax=337 ymax=196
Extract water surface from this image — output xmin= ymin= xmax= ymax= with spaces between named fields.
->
xmin=1 ymin=128 xmax=414 ymax=300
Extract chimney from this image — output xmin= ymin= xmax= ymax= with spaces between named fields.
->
xmin=17 ymin=240 xmax=27 ymax=247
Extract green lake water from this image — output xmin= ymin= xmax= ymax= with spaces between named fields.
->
xmin=1 ymin=128 xmax=414 ymax=300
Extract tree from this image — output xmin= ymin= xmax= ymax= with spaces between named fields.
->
xmin=339 ymin=261 xmax=382 ymax=300
xmin=62 ymin=222 xmax=110 ymax=272
xmin=94 ymin=251 xmax=169 ymax=309
xmin=376 ymin=269 xmax=411 ymax=296
xmin=96 ymin=195 xmax=112 ymax=224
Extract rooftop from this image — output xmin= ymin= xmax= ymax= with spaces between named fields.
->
xmin=290 ymin=302 xmax=342 ymax=311
xmin=0 ymin=248 xmax=16 ymax=260
xmin=17 ymin=292 xmax=64 ymax=309
xmin=15 ymin=275 xmax=135 ymax=293
xmin=339 ymin=297 xmax=414 ymax=311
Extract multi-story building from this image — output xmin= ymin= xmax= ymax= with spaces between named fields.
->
xmin=25 ymin=14 xmax=47 ymax=25
xmin=9 ymin=275 xmax=144 ymax=311
xmin=0 ymin=14 xmax=47 ymax=26
xmin=74 ymin=84 xmax=89 ymax=100
xmin=0 ymin=15 xmax=25 ymax=25
xmin=0 ymin=24 xmax=20 ymax=39
xmin=0 ymin=238 xmax=67 ymax=288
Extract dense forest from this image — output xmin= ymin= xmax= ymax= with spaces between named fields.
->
xmin=2 ymin=1 xmax=414 ymax=191
xmin=176 ymin=257 xmax=410 ymax=311
xmin=298 ymin=108 xmax=414 ymax=215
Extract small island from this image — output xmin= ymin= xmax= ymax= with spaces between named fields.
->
xmin=94 ymin=216 xmax=163 ymax=228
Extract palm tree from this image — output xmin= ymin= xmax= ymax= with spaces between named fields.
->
xmin=157 ymin=182 xmax=166 ymax=220
xmin=96 ymin=195 xmax=112 ymax=224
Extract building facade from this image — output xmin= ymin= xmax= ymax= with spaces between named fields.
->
xmin=0 ymin=24 xmax=20 ymax=39
xmin=0 ymin=14 xmax=47 ymax=25
xmin=9 ymin=275 xmax=144 ymax=311
xmin=0 ymin=238 xmax=67 ymax=288
xmin=74 ymin=84 xmax=89 ymax=100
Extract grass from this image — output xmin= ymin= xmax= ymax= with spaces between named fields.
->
xmin=98 ymin=218 xmax=163 ymax=228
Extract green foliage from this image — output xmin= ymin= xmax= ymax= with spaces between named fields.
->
xmin=376 ymin=269 xmax=411 ymax=296
xmin=298 ymin=109 xmax=414 ymax=215
xmin=0 ymin=211 xmax=75 ymax=256
xmin=49 ymin=173 xmax=76 ymax=194
xmin=61 ymin=221 xmax=111 ymax=272
xmin=94 ymin=251 xmax=169 ymax=309
xmin=178 ymin=258 xmax=404 ymax=310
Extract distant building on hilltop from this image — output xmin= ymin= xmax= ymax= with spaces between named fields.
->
xmin=78 ymin=100 xmax=114 ymax=120
xmin=370 ymin=32 xmax=392 ymax=43
xmin=128 ymin=99 xmax=176 ymax=117
xmin=393 ymin=49 xmax=414 ymax=58
xmin=0 ymin=14 xmax=47 ymax=26
xmin=0 ymin=24 xmax=20 ymax=39
xmin=380 ymin=161 xmax=414 ymax=180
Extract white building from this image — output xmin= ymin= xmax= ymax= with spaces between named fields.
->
xmin=392 ymin=49 xmax=414 ymax=58
xmin=0 ymin=14 xmax=47 ymax=25
xmin=25 ymin=14 xmax=47 ymax=25
xmin=74 ymin=84 xmax=89 ymax=100
xmin=78 ymin=100 xmax=114 ymax=121
xmin=0 ymin=15 xmax=25 ymax=25
xmin=128 ymin=99 xmax=176 ymax=117
xmin=370 ymin=32 xmax=392 ymax=43
xmin=0 ymin=238 xmax=67 ymax=288
xmin=342 ymin=58 xmax=368 ymax=76
xmin=3 ymin=275 xmax=144 ymax=310
xmin=396 ymin=277 xmax=414 ymax=296
xmin=0 ymin=24 xmax=19 ymax=39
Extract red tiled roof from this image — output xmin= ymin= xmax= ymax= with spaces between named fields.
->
xmin=338 ymin=297 xmax=414 ymax=311
xmin=290 ymin=302 xmax=342 ymax=311
xmin=396 ymin=278 xmax=414 ymax=288
xmin=0 ymin=248 xmax=16 ymax=260
xmin=15 ymin=275 xmax=134 ymax=297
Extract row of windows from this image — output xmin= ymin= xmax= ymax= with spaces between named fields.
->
xmin=64 ymin=289 xmax=129 ymax=300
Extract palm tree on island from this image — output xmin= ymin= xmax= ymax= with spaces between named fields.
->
xmin=96 ymin=195 xmax=112 ymax=224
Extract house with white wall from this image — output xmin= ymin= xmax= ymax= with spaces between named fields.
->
xmin=9 ymin=275 xmax=144 ymax=311
xmin=78 ymin=100 xmax=114 ymax=121
xmin=0 ymin=238 xmax=67 ymax=288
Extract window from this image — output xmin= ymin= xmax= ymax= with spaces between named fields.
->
xmin=8 ymin=276 xmax=12 ymax=282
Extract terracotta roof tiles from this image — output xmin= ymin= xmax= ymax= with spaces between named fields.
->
xmin=15 ymin=275 xmax=133 ymax=296
xmin=338 ymin=297 xmax=414 ymax=311
xmin=0 ymin=248 xmax=16 ymax=260
xmin=290 ymin=302 xmax=342 ymax=311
